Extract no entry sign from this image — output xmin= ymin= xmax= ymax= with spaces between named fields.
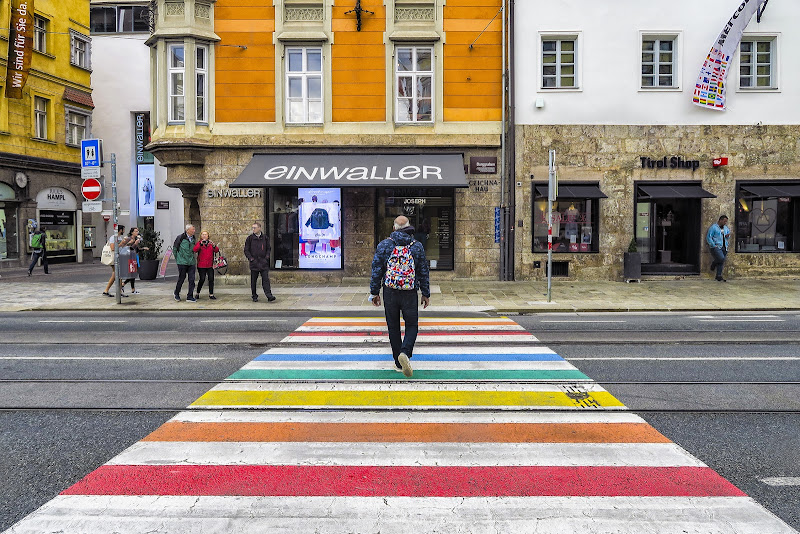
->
xmin=81 ymin=178 xmax=102 ymax=201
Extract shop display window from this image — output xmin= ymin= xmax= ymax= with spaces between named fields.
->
xmin=1 ymin=202 xmax=20 ymax=260
xmin=378 ymin=188 xmax=454 ymax=270
xmin=736 ymin=185 xmax=800 ymax=253
xmin=39 ymin=211 xmax=76 ymax=256
xmin=533 ymin=197 xmax=599 ymax=253
xmin=270 ymin=187 xmax=343 ymax=269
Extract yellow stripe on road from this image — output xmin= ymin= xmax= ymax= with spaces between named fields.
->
xmin=190 ymin=390 xmax=625 ymax=409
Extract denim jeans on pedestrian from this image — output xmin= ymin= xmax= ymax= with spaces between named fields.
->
xmin=197 ymin=267 xmax=214 ymax=295
xmin=710 ymin=247 xmax=726 ymax=279
xmin=383 ymin=287 xmax=419 ymax=365
xmin=28 ymin=250 xmax=48 ymax=274
xmin=175 ymin=264 xmax=196 ymax=297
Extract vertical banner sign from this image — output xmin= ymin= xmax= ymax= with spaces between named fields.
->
xmin=135 ymin=113 xmax=156 ymax=217
xmin=5 ymin=0 xmax=33 ymax=99
xmin=692 ymin=0 xmax=767 ymax=111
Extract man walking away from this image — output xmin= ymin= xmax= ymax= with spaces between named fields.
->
xmin=28 ymin=226 xmax=49 ymax=276
xmin=244 ymin=222 xmax=275 ymax=302
xmin=173 ymin=224 xmax=197 ymax=301
xmin=369 ymin=216 xmax=430 ymax=377
xmin=707 ymin=215 xmax=731 ymax=282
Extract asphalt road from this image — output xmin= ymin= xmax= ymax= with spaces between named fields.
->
xmin=1 ymin=311 xmax=798 ymax=531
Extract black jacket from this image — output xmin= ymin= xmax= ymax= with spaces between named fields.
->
xmin=244 ymin=232 xmax=271 ymax=271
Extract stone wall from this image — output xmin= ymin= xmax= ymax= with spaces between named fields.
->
xmin=515 ymin=124 xmax=800 ymax=280
xmin=190 ymin=146 xmax=502 ymax=281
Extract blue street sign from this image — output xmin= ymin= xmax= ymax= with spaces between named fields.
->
xmin=80 ymin=139 xmax=102 ymax=168
xmin=494 ymin=207 xmax=501 ymax=243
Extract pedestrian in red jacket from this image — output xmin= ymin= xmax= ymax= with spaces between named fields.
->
xmin=193 ymin=231 xmax=219 ymax=300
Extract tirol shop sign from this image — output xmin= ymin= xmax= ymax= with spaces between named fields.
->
xmin=640 ymin=156 xmax=701 ymax=171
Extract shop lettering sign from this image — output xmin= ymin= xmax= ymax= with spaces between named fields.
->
xmin=207 ymin=188 xmax=263 ymax=199
xmin=469 ymin=157 xmax=498 ymax=175
xmin=263 ymin=165 xmax=444 ymax=183
xmin=36 ymin=187 xmax=77 ymax=210
xmin=470 ymin=179 xmax=499 ymax=192
xmin=640 ymin=156 xmax=700 ymax=172
xmin=5 ymin=0 xmax=33 ymax=99
xmin=404 ymin=198 xmax=426 ymax=205
xmin=134 ymin=113 xmax=154 ymax=165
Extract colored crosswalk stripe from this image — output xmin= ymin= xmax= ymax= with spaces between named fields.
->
xmin=6 ymin=316 xmax=796 ymax=533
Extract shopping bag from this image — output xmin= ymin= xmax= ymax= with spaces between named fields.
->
xmin=214 ymin=251 xmax=229 ymax=275
xmin=100 ymin=244 xmax=114 ymax=266
xmin=158 ymin=247 xmax=172 ymax=278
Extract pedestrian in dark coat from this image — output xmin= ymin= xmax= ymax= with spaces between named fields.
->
xmin=244 ymin=222 xmax=275 ymax=302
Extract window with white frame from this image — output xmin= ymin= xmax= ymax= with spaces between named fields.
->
xmin=66 ymin=110 xmax=89 ymax=146
xmin=740 ymin=38 xmax=775 ymax=89
xmin=168 ymin=44 xmax=185 ymax=122
xmin=196 ymin=45 xmax=208 ymax=123
xmin=34 ymin=97 xmax=48 ymax=139
xmin=34 ymin=15 xmax=47 ymax=53
xmin=641 ymin=37 xmax=676 ymax=88
xmin=395 ymin=46 xmax=433 ymax=123
xmin=542 ymin=38 xmax=576 ymax=89
xmin=70 ymin=31 xmax=91 ymax=69
xmin=285 ymin=47 xmax=323 ymax=124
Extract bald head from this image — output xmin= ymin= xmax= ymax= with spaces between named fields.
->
xmin=393 ymin=216 xmax=410 ymax=231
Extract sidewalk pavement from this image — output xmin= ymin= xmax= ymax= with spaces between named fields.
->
xmin=0 ymin=274 xmax=798 ymax=313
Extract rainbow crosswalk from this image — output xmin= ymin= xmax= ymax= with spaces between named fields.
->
xmin=5 ymin=317 xmax=796 ymax=533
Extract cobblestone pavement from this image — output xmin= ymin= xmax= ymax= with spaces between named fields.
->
xmin=0 ymin=273 xmax=797 ymax=312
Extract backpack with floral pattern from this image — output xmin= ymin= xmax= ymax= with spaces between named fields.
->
xmin=384 ymin=238 xmax=416 ymax=290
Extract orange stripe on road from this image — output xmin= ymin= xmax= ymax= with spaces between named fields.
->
xmin=143 ymin=422 xmax=671 ymax=444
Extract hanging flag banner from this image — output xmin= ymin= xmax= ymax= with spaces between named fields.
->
xmin=692 ymin=0 xmax=767 ymax=111
xmin=5 ymin=0 xmax=34 ymax=99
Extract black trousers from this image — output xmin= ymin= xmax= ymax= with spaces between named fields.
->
xmin=28 ymin=250 xmax=48 ymax=274
xmin=383 ymin=287 xmax=419 ymax=365
xmin=250 ymin=269 xmax=272 ymax=297
xmin=175 ymin=264 xmax=196 ymax=297
xmin=197 ymin=267 xmax=215 ymax=294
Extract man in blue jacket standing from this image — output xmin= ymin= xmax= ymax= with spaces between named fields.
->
xmin=370 ymin=216 xmax=430 ymax=377
xmin=706 ymin=215 xmax=731 ymax=282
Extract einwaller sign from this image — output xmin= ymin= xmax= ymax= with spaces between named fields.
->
xmin=5 ymin=0 xmax=34 ymax=99
xmin=230 ymin=154 xmax=469 ymax=188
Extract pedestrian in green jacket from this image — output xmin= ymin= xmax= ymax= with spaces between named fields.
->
xmin=173 ymin=225 xmax=197 ymax=302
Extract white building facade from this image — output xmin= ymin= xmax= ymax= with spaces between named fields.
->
xmin=89 ymin=1 xmax=183 ymax=254
xmin=514 ymin=0 xmax=800 ymax=280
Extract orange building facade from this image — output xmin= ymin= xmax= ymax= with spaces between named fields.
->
xmin=147 ymin=0 xmax=506 ymax=279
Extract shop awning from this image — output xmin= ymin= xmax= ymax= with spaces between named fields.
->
xmin=637 ymin=184 xmax=716 ymax=199
xmin=534 ymin=184 xmax=608 ymax=199
xmin=230 ymin=154 xmax=468 ymax=188
xmin=739 ymin=183 xmax=800 ymax=197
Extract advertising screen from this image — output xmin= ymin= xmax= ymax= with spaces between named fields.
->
xmin=137 ymin=164 xmax=155 ymax=217
xmin=298 ymin=187 xmax=341 ymax=269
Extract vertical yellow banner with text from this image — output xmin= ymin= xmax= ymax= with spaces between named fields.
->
xmin=5 ymin=0 xmax=34 ymax=99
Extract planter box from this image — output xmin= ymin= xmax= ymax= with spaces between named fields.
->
xmin=623 ymin=252 xmax=641 ymax=281
xmin=139 ymin=259 xmax=159 ymax=280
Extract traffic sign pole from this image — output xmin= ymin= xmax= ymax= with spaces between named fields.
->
xmin=111 ymin=153 xmax=121 ymax=305
xmin=547 ymin=150 xmax=556 ymax=303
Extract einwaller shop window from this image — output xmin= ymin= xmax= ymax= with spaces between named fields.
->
xmin=532 ymin=184 xmax=605 ymax=253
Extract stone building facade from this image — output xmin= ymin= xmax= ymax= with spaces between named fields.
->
xmin=147 ymin=0 xmax=506 ymax=280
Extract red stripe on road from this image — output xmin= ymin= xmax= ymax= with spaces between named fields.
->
xmin=61 ymin=465 xmax=745 ymax=498
xmin=288 ymin=331 xmax=532 ymax=337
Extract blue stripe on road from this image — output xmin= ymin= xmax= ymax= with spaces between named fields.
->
xmin=255 ymin=353 xmax=565 ymax=362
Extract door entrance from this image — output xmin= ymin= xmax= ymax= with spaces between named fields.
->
xmin=636 ymin=198 xmax=702 ymax=274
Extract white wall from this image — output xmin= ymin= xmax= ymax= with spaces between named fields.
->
xmin=90 ymin=33 xmax=183 ymax=247
xmin=515 ymin=0 xmax=799 ymax=125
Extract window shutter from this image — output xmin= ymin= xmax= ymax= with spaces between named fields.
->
xmin=70 ymin=35 xmax=75 ymax=64
xmin=87 ymin=39 xmax=92 ymax=69
xmin=65 ymin=111 xmax=70 ymax=145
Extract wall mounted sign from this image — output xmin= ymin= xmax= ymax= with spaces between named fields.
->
xmin=470 ymin=179 xmax=499 ymax=192
xmin=469 ymin=156 xmax=497 ymax=175
xmin=36 ymin=187 xmax=78 ymax=210
xmin=5 ymin=0 xmax=33 ymax=99
xmin=207 ymin=188 xmax=263 ymax=199
xmin=156 ymin=200 xmax=170 ymax=210
xmin=640 ymin=156 xmax=700 ymax=172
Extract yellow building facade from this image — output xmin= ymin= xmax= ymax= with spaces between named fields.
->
xmin=148 ymin=0 xmax=508 ymax=280
xmin=0 ymin=0 xmax=94 ymax=265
